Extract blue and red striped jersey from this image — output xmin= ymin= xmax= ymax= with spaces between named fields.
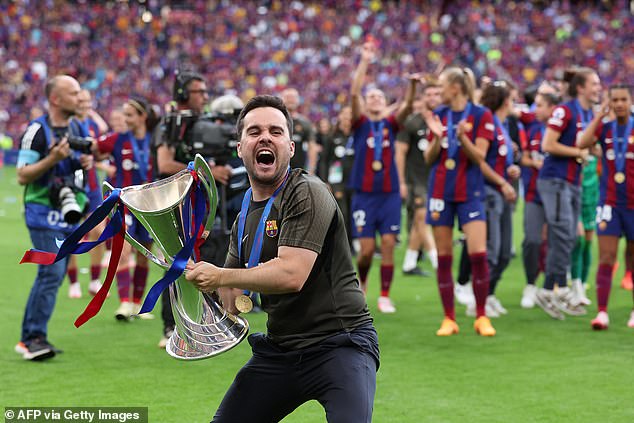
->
xmin=349 ymin=114 xmax=400 ymax=193
xmin=426 ymin=103 xmax=494 ymax=202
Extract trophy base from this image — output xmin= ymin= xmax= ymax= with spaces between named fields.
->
xmin=166 ymin=317 xmax=250 ymax=361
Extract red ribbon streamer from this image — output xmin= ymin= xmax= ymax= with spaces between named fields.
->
xmin=74 ymin=221 xmax=126 ymax=328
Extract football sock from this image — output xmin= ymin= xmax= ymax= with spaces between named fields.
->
xmin=437 ymin=255 xmax=455 ymax=320
xmin=596 ymin=263 xmax=613 ymax=312
xmin=470 ymin=252 xmax=489 ymax=318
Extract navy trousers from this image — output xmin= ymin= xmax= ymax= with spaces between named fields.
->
xmin=211 ymin=324 xmax=379 ymax=423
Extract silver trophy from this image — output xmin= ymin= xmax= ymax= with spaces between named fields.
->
xmin=103 ymin=154 xmax=249 ymax=360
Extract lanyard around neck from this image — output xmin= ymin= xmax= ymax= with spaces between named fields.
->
xmin=237 ymin=168 xmax=290 ymax=268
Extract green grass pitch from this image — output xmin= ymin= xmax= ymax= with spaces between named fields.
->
xmin=1 ymin=165 xmax=633 ymax=422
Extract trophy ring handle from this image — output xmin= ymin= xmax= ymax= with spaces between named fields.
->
xmin=102 ymin=180 xmax=171 ymax=271
xmin=193 ymin=154 xmax=219 ymax=234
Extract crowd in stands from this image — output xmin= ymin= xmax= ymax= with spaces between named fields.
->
xmin=1 ymin=0 xmax=633 ymax=145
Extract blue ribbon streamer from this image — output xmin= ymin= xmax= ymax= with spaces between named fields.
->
xmin=25 ymin=189 xmax=123 ymax=262
xmin=139 ymin=164 xmax=206 ymax=314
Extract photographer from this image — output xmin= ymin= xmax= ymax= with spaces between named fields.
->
xmin=154 ymin=72 xmax=235 ymax=348
xmin=156 ymin=71 xmax=232 ymax=184
xmin=16 ymin=75 xmax=94 ymax=361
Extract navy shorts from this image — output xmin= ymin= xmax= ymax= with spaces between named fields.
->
xmin=211 ymin=324 xmax=379 ymax=423
xmin=351 ymin=192 xmax=401 ymax=238
xmin=426 ymin=197 xmax=486 ymax=228
xmin=596 ymin=204 xmax=634 ymax=240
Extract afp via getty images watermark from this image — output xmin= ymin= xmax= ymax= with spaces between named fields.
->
xmin=4 ymin=407 xmax=148 ymax=423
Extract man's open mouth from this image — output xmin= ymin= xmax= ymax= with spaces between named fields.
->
xmin=256 ymin=150 xmax=275 ymax=165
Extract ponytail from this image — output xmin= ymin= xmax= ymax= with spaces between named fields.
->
xmin=441 ymin=67 xmax=476 ymax=102
xmin=563 ymin=67 xmax=596 ymax=98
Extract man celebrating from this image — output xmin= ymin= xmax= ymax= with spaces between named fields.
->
xmin=16 ymin=75 xmax=93 ymax=360
xmin=186 ymin=95 xmax=379 ymax=422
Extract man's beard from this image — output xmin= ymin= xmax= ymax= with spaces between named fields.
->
xmin=61 ymin=106 xmax=77 ymax=119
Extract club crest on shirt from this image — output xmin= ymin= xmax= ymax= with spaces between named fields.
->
xmin=122 ymin=159 xmax=134 ymax=171
xmin=265 ymin=220 xmax=278 ymax=237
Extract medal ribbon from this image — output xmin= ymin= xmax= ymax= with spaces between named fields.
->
xmin=612 ymin=117 xmax=633 ymax=176
xmin=371 ymin=120 xmax=385 ymax=167
xmin=574 ymin=99 xmax=592 ymax=130
xmin=494 ymin=116 xmax=515 ymax=167
xmin=237 ymin=168 xmax=290 ymax=297
xmin=446 ymin=102 xmax=472 ymax=159
xmin=129 ymin=132 xmax=151 ymax=182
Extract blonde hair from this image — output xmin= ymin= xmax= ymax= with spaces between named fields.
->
xmin=441 ymin=67 xmax=476 ymax=102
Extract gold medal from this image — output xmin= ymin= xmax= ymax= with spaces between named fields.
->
xmin=445 ymin=158 xmax=456 ymax=170
xmin=614 ymin=172 xmax=626 ymax=184
xmin=372 ymin=160 xmax=383 ymax=172
xmin=234 ymin=294 xmax=253 ymax=314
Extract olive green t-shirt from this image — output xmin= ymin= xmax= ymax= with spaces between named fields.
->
xmin=225 ymin=169 xmax=372 ymax=350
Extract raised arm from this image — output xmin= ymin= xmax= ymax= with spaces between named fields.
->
xmin=395 ymin=74 xmax=420 ymax=124
xmin=351 ymin=42 xmax=376 ymax=123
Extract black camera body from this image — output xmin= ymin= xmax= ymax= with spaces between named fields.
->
xmin=164 ymin=110 xmax=240 ymax=159
xmin=67 ymin=135 xmax=93 ymax=154
xmin=163 ymin=108 xmax=248 ymax=234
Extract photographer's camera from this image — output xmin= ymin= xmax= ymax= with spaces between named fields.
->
xmin=49 ymin=178 xmax=84 ymax=224
xmin=67 ymin=135 xmax=93 ymax=154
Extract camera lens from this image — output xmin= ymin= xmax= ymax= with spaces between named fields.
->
xmin=58 ymin=186 xmax=82 ymax=224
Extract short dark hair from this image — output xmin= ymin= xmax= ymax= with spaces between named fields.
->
xmin=172 ymin=70 xmax=206 ymax=103
xmin=609 ymin=84 xmax=632 ymax=97
xmin=236 ymin=95 xmax=293 ymax=140
xmin=480 ymin=82 xmax=511 ymax=113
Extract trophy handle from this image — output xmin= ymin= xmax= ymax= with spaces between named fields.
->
xmin=102 ymin=181 xmax=171 ymax=270
xmin=193 ymin=154 xmax=218 ymax=233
